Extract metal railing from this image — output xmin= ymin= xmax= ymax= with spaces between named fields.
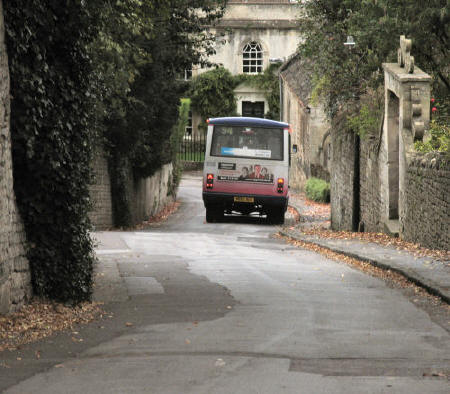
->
xmin=178 ymin=133 xmax=206 ymax=163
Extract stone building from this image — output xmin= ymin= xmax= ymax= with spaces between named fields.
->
xmin=190 ymin=0 xmax=301 ymax=134
xmin=279 ymin=53 xmax=331 ymax=191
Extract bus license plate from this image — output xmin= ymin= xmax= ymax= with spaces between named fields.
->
xmin=234 ymin=196 xmax=254 ymax=203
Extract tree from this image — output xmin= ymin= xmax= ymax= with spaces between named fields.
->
xmin=297 ymin=0 xmax=450 ymax=119
xmin=90 ymin=0 xmax=227 ymax=226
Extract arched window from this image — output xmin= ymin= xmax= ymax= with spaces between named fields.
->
xmin=243 ymin=41 xmax=263 ymax=74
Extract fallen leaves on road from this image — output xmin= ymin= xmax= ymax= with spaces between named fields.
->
xmin=287 ymin=206 xmax=300 ymax=222
xmin=134 ymin=201 xmax=180 ymax=229
xmin=0 ymin=300 xmax=104 ymax=353
xmin=290 ymin=192 xmax=331 ymax=220
xmin=301 ymin=228 xmax=450 ymax=262
xmin=289 ymin=192 xmax=448 ymax=262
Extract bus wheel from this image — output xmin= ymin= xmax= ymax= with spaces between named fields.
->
xmin=268 ymin=208 xmax=285 ymax=225
xmin=206 ymin=207 xmax=223 ymax=223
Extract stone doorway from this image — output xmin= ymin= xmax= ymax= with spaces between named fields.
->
xmin=242 ymin=101 xmax=265 ymax=118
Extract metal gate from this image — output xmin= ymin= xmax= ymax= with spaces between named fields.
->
xmin=178 ymin=133 xmax=206 ymax=163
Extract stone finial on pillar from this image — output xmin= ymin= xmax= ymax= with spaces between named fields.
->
xmin=397 ymin=35 xmax=415 ymax=74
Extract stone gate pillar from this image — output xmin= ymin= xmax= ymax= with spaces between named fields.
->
xmin=381 ymin=36 xmax=431 ymax=235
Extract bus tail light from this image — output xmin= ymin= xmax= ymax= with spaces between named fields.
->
xmin=206 ymin=173 xmax=214 ymax=189
xmin=277 ymin=178 xmax=284 ymax=193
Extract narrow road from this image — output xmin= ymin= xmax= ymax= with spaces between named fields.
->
xmin=5 ymin=174 xmax=450 ymax=393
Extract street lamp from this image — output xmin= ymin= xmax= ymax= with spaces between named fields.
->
xmin=343 ymin=34 xmax=361 ymax=232
xmin=344 ymin=35 xmax=355 ymax=49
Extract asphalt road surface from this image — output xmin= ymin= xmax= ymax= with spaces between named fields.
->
xmin=4 ymin=174 xmax=450 ymax=393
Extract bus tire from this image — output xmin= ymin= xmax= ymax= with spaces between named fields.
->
xmin=268 ymin=208 xmax=285 ymax=225
xmin=206 ymin=207 xmax=223 ymax=223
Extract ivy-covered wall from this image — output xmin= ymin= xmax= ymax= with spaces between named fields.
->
xmin=4 ymin=1 xmax=98 ymax=303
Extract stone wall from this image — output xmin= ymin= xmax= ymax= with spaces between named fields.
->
xmin=88 ymin=148 xmax=113 ymax=230
xmin=89 ymin=151 xmax=175 ymax=229
xmin=359 ymin=139 xmax=383 ymax=233
xmin=402 ymin=152 xmax=449 ymax=250
xmin=330 ymin=126 xmax=356 ymax=231
xmin=279 ymin=54 xmax=331 ymax=190
xmin=331 ymin=125 xmax=449 ymax=250
xmin=129 ymin=163 xmax=175 ymax=226
xmin=0 ymin=0 xmax=32 ymax=314
xmin=281 ymin=76 xmax=309 ymax=191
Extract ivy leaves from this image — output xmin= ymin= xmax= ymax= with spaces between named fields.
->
xmin=4 ymin=0 xmax=99 ymax=303
xmin=190 ymin=67 xmax=238 ymax=123
xmin=189 ymin=64 xmax=281 ymax=125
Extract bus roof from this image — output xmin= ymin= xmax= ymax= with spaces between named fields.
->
xmin=208 ymin=117 xmax=289 ymax=128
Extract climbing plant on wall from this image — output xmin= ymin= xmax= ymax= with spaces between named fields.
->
xmin=189 ymin=64 xmax=281 ymax=127
xmin=4 ymin=0 xmax=101 ymax=303
xmin=236 ymin=63 xmax=281 ymax=120
xmin=189 ymin=67 xmax=238 ymax=128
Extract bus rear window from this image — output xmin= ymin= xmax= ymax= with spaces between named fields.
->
xmin=210 ymin=126 xmax=284 ymax=160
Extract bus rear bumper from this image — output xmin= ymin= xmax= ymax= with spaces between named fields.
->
xmin=203 ymin=192 xmax=288 ymax=212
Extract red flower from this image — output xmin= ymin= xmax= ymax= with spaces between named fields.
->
xmin=432 ymin=107 xmax=437 ymax=113
xmin=431 ymin=98 xmax=435 ymax=103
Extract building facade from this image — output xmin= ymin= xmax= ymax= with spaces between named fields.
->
xmin=191 ymin=0 xmax=301 ymax=134
xmin=279 ymin=53 xmax=331 ymax=191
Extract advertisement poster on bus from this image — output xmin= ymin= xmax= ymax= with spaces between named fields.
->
xmin=217 ymin=162 xmax=274 ymax=184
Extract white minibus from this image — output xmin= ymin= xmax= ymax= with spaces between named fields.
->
xmin=202 ymin=117 xmax=292 ymax=224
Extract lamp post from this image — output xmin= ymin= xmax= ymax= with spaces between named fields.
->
xmin=344 ymin=35 xmax=361 ymax=232
xmin=344 ymin=35 xmax=355 ymax=49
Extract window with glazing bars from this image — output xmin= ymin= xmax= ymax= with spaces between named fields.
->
xmin=243 ymin=42 xmax=263 ymax=74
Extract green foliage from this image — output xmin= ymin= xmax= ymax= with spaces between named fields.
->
xmin=297 ymin=0 xmax=450 ymax=118
xmin=189 ymin=64 xmax=281 ymax=126
xmin=305 ymin=178 xmax=331 ymax=203
xmin=415 ymin=120 xmax=450 ymax=155
xmin=90 ymin=0 xmax=226 ymax=226
xmin=4 ymin=0 xmax=100 ymax=303
xmin=415 ymin=96 xmax=450 ymax=155
xmin=237 ymin=64 xmax=281 ymax=120
xmin=346 ymin=91 xmax=383 ymax=138
xmin=189 ymin=67 xmax=238 ymax=127
xmin=310 ymin=75 xmax=331 ymax=107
